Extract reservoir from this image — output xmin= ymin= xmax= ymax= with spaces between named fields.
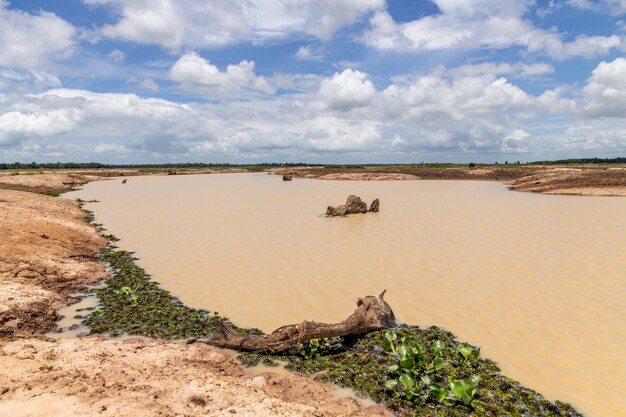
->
xmin=68 ymin=173 xmax=626 ymax=417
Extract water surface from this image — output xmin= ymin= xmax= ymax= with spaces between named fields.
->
xmin=69 ymin=173 xmax=626 ymax=417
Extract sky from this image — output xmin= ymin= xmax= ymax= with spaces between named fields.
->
xmin=0 ymin=0 xmax=625 ymax=163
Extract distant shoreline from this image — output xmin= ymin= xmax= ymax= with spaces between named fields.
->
xmin=1 ymin=163 xmax=624 ymax=196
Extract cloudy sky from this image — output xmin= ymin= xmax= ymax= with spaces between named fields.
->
xmin=1 ymin=0 xmax=625 ymax=163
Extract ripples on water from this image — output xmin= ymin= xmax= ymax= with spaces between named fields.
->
xmin=69 ymin=173 xmax=626 ymax=417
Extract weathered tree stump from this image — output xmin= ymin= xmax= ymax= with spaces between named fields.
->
xmin=326 ymin=195 xmax=368 ymax=216
xmin=208 ymin=290 xmax=396 ymax=353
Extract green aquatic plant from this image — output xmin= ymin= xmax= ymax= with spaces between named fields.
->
xmin=115 ymin=285 xmax=139 ymax=305
xmin=298 ymin=337 xmax=343 ymax=359
xmin=449 ymin=376 xmax=481 ymax=404
xmin=285 ymin=327 xmax=582 ymax=417
xmin=457 ymin=342 xmax=480 ymax=363
xmin=384 ymin=331 xmax=452 ymax=403
xmin=384 ymin=329 xmax=397 ymax=353
xmin=298 ymin=338 xmax=322 ymax=359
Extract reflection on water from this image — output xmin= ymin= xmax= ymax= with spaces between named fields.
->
xmin=68 ymin=173 xmax=626 ymax=417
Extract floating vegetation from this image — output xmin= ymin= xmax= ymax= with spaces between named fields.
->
xmin=82 ymin=210 xmax=582 ymax=416
xmin=284 ymin=327 xmax=582 ymax=417
xmin=83 ymin=245 xmax=246 ymax=339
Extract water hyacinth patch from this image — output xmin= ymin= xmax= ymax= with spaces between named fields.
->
xmin=83 ymin=245 xmax=249 ymax=339
xmin=285 ymin=327 xmax=582 ymax=417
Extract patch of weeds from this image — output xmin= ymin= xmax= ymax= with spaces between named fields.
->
xmin=284 ymin=327 xmax=582 ymax=417
xmin=83 ymin=209 xmax=95 ymax=223
xmin=298 ymin=337 xmax=343 ymax=359
xmin=383 ymin=331 xmax=482 ymax=407
xmin=43 ymin=191 xmax=61 ymax=197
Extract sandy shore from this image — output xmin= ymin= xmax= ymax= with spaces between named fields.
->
xmin=0 ymin=175 xmax=389 ymax=417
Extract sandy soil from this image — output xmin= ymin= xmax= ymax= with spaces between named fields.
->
xmin=316 ymin=173 xmax=419 ymax=181
xmin=0 ymin=180 xmax=389 ymax=417
xmin=0 ymin=337 xmax=387 ymax=417
xmin=0 ymin=188 xmax=107 ymax=339
xmin=271 ymin=165 xmax=626 ymax=196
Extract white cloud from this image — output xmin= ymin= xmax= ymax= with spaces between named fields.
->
xmin=303 ymin=117 xmax=381 ymax=151
xmin=0 ymin=1 xmax=75 ymax=68
xmin=583 ymin=57 xmax=626 ymax=117
xmin=381 ymin=72 xmax=531 ymax=121
xmin=362 ymin=1 xmax=622 ymax=60
xmin=567 ymin=0 xmax=626 ymax=15
xmin=94 ymin=142 xmax=130 ymax=154
xmin=84 ymin=0 xmax=384 ymax=50
xmin=30 ymin=71 xmax=62 ymax=88
xmin=449 ymin=62 xmax=554 ymax=79
xmin=168 ymin=53 xmax=274 ymax=94
xmin=0 ymin=109 xmax=78 ymax=146
xmin=138 ymin=78 xmax=159 ymax=91
xmin=533 ymin=34 xmax=623 ymax=60
xmin=2 ymin=55 xmax=626 ymax=161
xmin=296 ymin=46 xmax=324 ymax=61
xmin=108 ymin=49 xmax=126 ymax=63
xmin=318 ymin=69 xmax=376 ymax=111
xmin=0 ymin=69 xmax=62 ymax=92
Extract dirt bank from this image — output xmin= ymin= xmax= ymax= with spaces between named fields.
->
xmin=0 ymin=187 xmax=107 ymax=340
xmin=2 ymin=164 xmax=625 ymax=197
xmin=272 ymin=165 xmax=626 ymax=196
xmin=0 ymin=179 xmax=388 ymax=417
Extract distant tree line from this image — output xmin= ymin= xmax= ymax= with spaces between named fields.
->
xmin=529 ymin=157 xmax=626 ymax=164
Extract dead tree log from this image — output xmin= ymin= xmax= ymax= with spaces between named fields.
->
xmin=207 ymin=290 xmax=396 ymax=353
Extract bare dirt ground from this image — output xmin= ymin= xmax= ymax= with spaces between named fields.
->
xmin=272 ymin=165 xmax=626 ymax=196
xmin=0 ymin=177 xmax=389 ymax=417
xmin=0 ymin=337 xmax=387 ymax=417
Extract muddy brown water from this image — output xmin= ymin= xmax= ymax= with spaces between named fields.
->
xmin=68 ymin=173 xmax=626 ymax=417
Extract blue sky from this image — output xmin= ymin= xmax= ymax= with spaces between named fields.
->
xmin=1 ymin=0 xmax=625 ymax=163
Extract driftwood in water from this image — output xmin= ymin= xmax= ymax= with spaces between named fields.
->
xmin=208 ymin=290 xmax=396 ymax=353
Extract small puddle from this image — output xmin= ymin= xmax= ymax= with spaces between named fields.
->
xmin=46 ymin=295 xmax=99 ymax=339
xmin=332 ymin=387 xmax=378 ymax=408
